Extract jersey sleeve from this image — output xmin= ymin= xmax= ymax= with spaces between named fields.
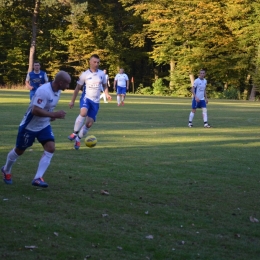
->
xmin=44 ymin=72 xmax=48 ymax=82
xmin=26 ymin=73 xmax=30 ymax=81
xmin=125 ymin=74 xmax=129 ymax=81
xmin=32 ymin=87 xmax=49 ymax=109
xmin=77 ymin=71 xmax=87 ymax=86
xmin=114 ymin=74 xmax=118 ymax=80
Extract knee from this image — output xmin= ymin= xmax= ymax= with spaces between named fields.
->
xmin=15 ymin=148 xmax=25 ymax=156
xmin=43 ymin=141 xmax=55 ymax=153
xmin=202 ymin=108 xmax=207 ymax=113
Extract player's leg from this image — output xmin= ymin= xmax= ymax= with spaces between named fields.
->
xmin=121 ymin=87 xmax=127 ymax=106
xmin=117 ymin=86 xmax=122 ymax=106
xmin=32 ymin=126 xmax=55 ymax=187
xmin=188 ymin=99 xmax=197 ymax=127
xmin=68 ymin=106 xmax=87 ymax=141
xmin=74 ymin=99 xmax=98 ymax=150
xmin=201 ymin=101 xmax=211 ymax=128
xmin=2 ymin=126 xmax=35 ymax=184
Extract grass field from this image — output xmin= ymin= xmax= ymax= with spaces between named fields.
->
xmin=0 ymin=89 xmax=260 ymax=260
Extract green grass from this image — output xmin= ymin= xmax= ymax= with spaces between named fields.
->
xmin=0 ymin=89 xmax=260 ymax=260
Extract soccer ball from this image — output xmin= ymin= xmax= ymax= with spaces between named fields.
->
xmin=85 ymin=135 xmax=97 ymax=148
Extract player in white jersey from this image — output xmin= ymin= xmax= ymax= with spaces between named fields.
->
xmin=1 ymin=71 xmax=71 ymax=187
xmin=188 ymin=69 xmax=211 ymax=128
xmin=114 ymin=68 xmax=129 ymax=106
xmin=68 ymin=54 xmax=112 ymax=150
xmin=100 ymin=69 xmax=110 ymax=103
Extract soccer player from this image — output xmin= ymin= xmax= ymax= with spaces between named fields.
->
xmin=2 ymin=71 xmax=71 ymax=187
xmin=25 ymin=61 xmax=49 ymax=100
xmin=114 ymin=68 xmax=129 ymax=106
xmin=188 ymin=69 xmax=211 ymax=128
xmin=100 ymin=69 xmax=110 ymax=103
xmin=68 ymin=54 xmax=112 ymax=150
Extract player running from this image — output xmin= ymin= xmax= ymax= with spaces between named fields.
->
xmin=68 ymin=54 xmax=111 ymax=150
xmin=188 ymin=69 xmax=211 ymax=128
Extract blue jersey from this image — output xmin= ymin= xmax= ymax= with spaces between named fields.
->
xmin=28 ymin=70 xmax=47 ymax=91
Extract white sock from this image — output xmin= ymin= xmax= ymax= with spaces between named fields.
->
xmin=203 ymin=112 xmax=208 ymax=123
xmin=75 ymin=136 xmax=81 ymax=142
xmin=117 ymin=95 xmax=121 ymax=104
xmin=100 ymin=93 xmax=104 ymax=99
xmin=34 ymin=151 xmax=53 ymax=179
xmin=78 ymin=125 xmax=89 ymax=138
xmin=74 ymin=115 xmax=85 ymax=133
xmin=189 ymin=112 xmax=195 ymax=122
xmin=103 ymin=94 xmax=107 ymax=102
xmin=4 ymin=148 xmax=19 ymax=173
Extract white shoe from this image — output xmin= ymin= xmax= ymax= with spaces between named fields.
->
xmin=188 ymin=123 xmax=193 ymax=127
xmin=204 ymin=123 xmax=211 ymax=128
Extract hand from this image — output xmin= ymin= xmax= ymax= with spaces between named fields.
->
xmin=205 ymin=99 xmax=208 ymax=104
xmin=53 ymin=110 xmax=66 ymax=119
xmin=106 ymin=95 xmax=112 ymax=101
xmin=195 ymin=97 xmax=200 ymax=102
xmin=69 ymin=101 xmax=74 ymax=109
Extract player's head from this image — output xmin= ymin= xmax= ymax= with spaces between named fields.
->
xmin=89 ymin=54 xmax=100 ymax=71
xmin=199 ymin=69 xmax=206 ymax=79
xmin=53 ymin=71 xmax=71 ymax=91
xmin=33 ymin=61 xmax=41 ymax=72
xmin=119 ymin=68 xmax=124 ymax=74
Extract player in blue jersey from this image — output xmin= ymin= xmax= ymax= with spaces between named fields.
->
xmin=188 ymin=69 xmax=211 ymax=128
xmin=25 ymin=61 xmax=48 ymax=100
xmin=68 ymin=54 xmax=112 ymax=150
xmin=2 ymin=71 xmax=71 ymax=187
xmin=114 ymin=68 xmax=129 ymax=106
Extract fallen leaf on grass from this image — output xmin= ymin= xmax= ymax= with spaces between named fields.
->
xmin=102 ymin=214 xmax=109 ymax=217
xmin=100 ymin=190 xmax=109 ymax=195
xmin=145 ymin=211 xmax=149 ymax=215
xmin=84 ymin=255 xmax=91 ymax=259
xmin=54 ymin=232 xmax=59 ymax=236
xmin=25 ymin=246 xmax=38 ymax=249
xmin=250 ymin=216 xmax=259 ymax=223
xmin=117 ymin=246 xmax=123 ymax=250
xmin=234 ymin=234 xmax=241 ymax=238
xmin=145 ymin=235 xmax=153 ymax=239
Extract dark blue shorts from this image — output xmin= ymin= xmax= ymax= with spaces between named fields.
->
xmin=192 ymin=99 xmax=207 ymax=109
xmin=16 ymin=125 xmax=54 ymax=150
xmin=79 ymin=98 xmax=99 ymax=121
xmin=117 ymin=86 xmax=127 ymax=95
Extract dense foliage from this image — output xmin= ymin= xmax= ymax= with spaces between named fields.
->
xmin=1 ymin=0 xmax=260 ymax=99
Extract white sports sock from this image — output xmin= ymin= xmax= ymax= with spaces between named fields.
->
xmin=78 ymin=125 xmax=89 ymax=138
xmin=74 ymin=115 xmax=85 ymax=133
xmin=103 ymin=94 xmax=107 ymax=102
xmin=100 ymin=93 xmax=104 ymax=99
xmin=189 ymin=112 xmax=195 ymax=122
xmin=203 ymin=112 xmax=208 ymax=123
xmin=4 ymin=148 xmax=19 ymax=173
xmin=34 ymin=151 xmax=53 ymax=179
xmin=117 ymin=95 xmax=121 ymax=104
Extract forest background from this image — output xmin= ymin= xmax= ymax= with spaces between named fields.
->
xmin=1 ymin=0 xmax=260 ymax=100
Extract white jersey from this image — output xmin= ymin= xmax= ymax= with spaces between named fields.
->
xmin=193 ymin=78 xmax=207 ymax=100
xmin=115 ymin=73 xmax=129 ymax=87
xmin=20 ymin=82 xmax=61 ymax=132
xmin=77 ymin=69 xmax=106 ymax=103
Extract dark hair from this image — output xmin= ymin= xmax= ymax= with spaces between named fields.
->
xmin=90 ymin=54 xmax=100 ymax=60
xmin=34 ymin=60 xmax=40 ymax=64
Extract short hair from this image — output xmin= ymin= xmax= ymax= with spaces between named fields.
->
xmin=34 ymin=60 xmax=40 ymax=64
xmin=90 ymin=54 xmax=100 ymax=60
xmin=200 ymin=69 xmax=206 ymax=73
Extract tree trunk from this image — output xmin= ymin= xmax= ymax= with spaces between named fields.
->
xmin=28 ymin=0 xmax=40 ymax=72
xmin=169 ymin=59 xmax=175 ymax=89
xmin=249 ymin=84 xmax=256 ymax=101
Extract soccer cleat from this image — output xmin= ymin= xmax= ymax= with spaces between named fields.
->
xmin=188 ymin=123 xmax=193 ymax=128
xmin=1 ymin=166 xmax=12 ymax=184
xmin=204 ymin=123 xmax=211 ymax=128
xmin=68 ymin=133 xmax=77 ymax=141
xmin=121 ymin=101 xmax=124 ymax=106
xmin=32 ymin=177 xmax=48 ymax=188
xmin=74 ymin=140 xmax=81 ymax=150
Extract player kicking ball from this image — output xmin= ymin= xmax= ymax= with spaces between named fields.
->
xmin=188 ymin=69 xmax=211 ymax=128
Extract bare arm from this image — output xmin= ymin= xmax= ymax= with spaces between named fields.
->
xmin=204 ymin=88 xmax=208 ymax=103
xmin=32 ymin=105 xmax=66 ymax=119
xmin=25 ymin=80 xmax=33 ymax=90
xmin=69 ymin=83 xmax=82 ymax=108
xmin=191 ymin=86 xmax=200 ymax=102
xmin=103 ymin=83 xmax=112 ymax=100
xmin=126 ymin=79 xmax=129 ymax=90
xmin=113 ymin=80 xmax=117 ymax=90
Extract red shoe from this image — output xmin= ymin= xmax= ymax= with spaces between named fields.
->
xmin=1 ymin=166 xmax=12 ymax=184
